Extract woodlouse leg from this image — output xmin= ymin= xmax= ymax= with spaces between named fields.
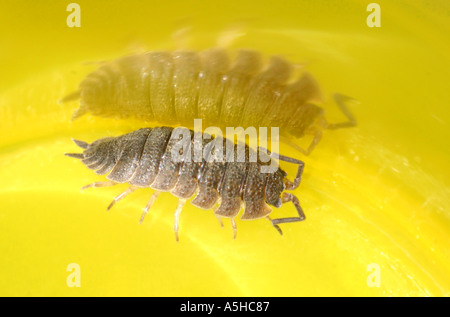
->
xmin=268 ymin=193 xmax=306 ymax=233
xmin=215 ymin=215 xmax=225 ymax=228
xmin=107 ymin=186 xmax=138 ymax=211
xmin=279 ymin=130 xmax=323 ymax=156
xmin=81 ymin=180 xmax=117 ymax=191
xmin=231 ymin=218 xmax=237 ymax=240
xmin=326 ymin=93 xmax=358 ymax=129
xmin=260 ymin=148 xmax=305 ymax=190
xmin=139 ymin=191 xmax=160 ymax=224
xmin=171 ymin=25 xmax=192 ymax=50
xmin=174 ymin=199 xmax=186 ymax=242
xmin=216 ymin=24 xmax=246 ymax=48
xmin=305 ymin=129 xmax=323 ymax=155
xmin=275 ymin=154 xmax=305 ymax=191
xmin=266 ymin=216 xmax=283 ymax=235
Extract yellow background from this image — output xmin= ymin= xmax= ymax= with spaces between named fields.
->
xmin=0 ymin=0 xmax=449 ymax=296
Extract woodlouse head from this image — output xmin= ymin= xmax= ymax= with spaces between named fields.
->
xmin=265 ymin=168 xmax=288 ymax=208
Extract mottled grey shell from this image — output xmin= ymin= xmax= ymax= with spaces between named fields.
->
xmin=78 ymin=127 xmax=287 ymax=220
xmin=66 ymin=49 xmax=324 ymax=138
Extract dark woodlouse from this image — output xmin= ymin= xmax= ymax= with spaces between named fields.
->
xmin=65 ymin=126 xmax=307 ymax=241
xmin=62 ymin=49 xmax=356 ymax=155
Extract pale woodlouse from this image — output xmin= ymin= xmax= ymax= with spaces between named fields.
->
xmin=65 ymin=127 xmax=308 ymax=241
xmin=62 ymin=48 xmax=356 ymax=155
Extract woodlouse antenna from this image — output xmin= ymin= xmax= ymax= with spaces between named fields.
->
xmin=326 ymin=93 xmax=358 ymax=130
xmin=273 ymin=154 xmax=305 ymax=191
xmin=267 ymin=192 xmax=306 ymax=235
xmin=260 ymin=147 xmax=305 ymax=190
xmin=266 ymin=216 xmax=283 ymax=235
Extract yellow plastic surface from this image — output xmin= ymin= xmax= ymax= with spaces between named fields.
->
xmin=0 ymin=0 xmax=449 ymax=296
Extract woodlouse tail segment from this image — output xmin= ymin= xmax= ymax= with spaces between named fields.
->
xmin=325 ymin=93 xmax=358 ymax=130
xmin=72 ymin=138 xmax=89 ymax=149
xmin=268 ymin=192 xmax=306 ymax=235
xmin=59 ymin=90 xmax=81 ymax=104
xmin=64 ymin=152 xmax=84 ymax=159
xmin=64 ymin=139 xmax=89 ymax=159
xmin=71 ymin=106 xmax=88 ymax=121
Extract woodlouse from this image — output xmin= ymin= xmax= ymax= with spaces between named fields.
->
xmin=62 ymin=49 xmax=356 ymax=155
xmin=65 ymin=127 xmax=307 ymax=240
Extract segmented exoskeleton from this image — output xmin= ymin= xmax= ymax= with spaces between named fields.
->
xmin=65 ymin=127 xmax=307 ymax=240
xmin=62 ymin=49 xmax=356 ymax=155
